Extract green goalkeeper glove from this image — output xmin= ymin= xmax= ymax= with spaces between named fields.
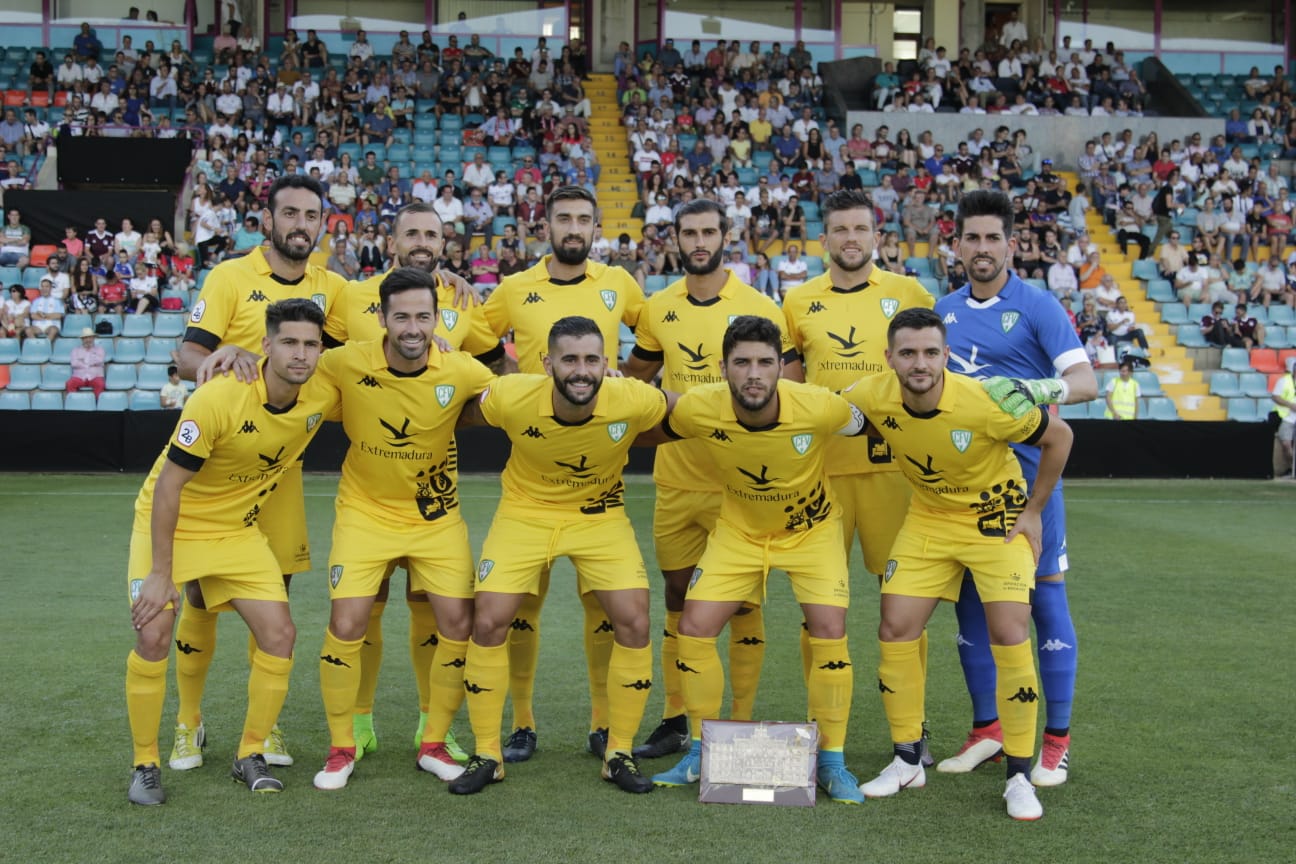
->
xmin=982 ymin=376 xmax=1069 ymax=419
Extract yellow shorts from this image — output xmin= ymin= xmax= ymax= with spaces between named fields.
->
xmin=476 ymin=514 xmax=649 ymax=595
xmin=327 ymin=506 xmax=474 ymax=600
xmin=652 ymin=486 xmax=721 ymax=572
xmin=126 ymin=527 xmax=286 ymax=612
xmin=881 ymin=511 xmax=1036 ymax=604
xmin=831 ymin=471 xmax=912 ymax=576
xmin=687 ymin=516 xmax=850 ymax=608
xmin=257 ymin=460 xmax=311 ymax=575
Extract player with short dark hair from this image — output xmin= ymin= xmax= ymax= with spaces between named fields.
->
xmin=934 ymin=190 xmax=1096 ymax=786
xmin=449 ymin=316 xmax=667 ymax=795
xmin=479 ymin=187 xmax=646 ymax=764
xmin=623 ymin=198 xmax=801 ymax=759
xmin=310 ymin=267 xmax=496 ymax=790
xmin=648 ymin=315 xmax=866 ymax=804
xmin=125 ymin=299 xmax=337 ymax=804
xmin=167 ymin=174 xmax=346 ymax=771
xmin=842 ymin=306 xmax=1073 ymax=820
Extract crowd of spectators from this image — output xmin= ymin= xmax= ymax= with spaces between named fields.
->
xmin=872 ymin=25 xmax=1149 ymax=118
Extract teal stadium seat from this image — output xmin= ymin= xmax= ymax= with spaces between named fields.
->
xmin=145 ymin=338 xmax=176 ymax=364
xmin=1225 ymin=397 xmax=1258 ymax=421
xmin=1209 ymin=372 xmax=1241 ymax=397
xmin=0 ymin=337 xmax=19 ymax=363
xmin=0 ymin=390 xmax=29 ymax=409
xmin=1134 ymin=371 xmax=1163 ymax=397
xmin=1160 ymin=305 xmax=1188 ymax=325
xmin=97 ymin=391 xmax=129 ymax=411
xmin=64 ymin=391 xmax=96 ymax=411
xmin=19 ymin=339 xmax=51 ymax=363
xmin=41 ymin=364 xmax=71 ymax=390
xmin=113 ymin=338 xmax=145 ymax=363
xmin=1146 ymin=280 xmax=1175 ymax=302
xmin=31 ymin=391 xmax=63 ymax=409
xmin=1220 ymin=347 xmax=1253 ymax=372
xmin=106 ymin=364 xmax=137 ymax=390
xmin=121 ymin=315 xmax=153 ymax=337
xmin=129 ymin=390 xmax=163 ymax=410
xmin=1238 ymin=372 xmax=1271 ymax=398
xmin=1176 ymin=324 xmax=1208 ymax=348
xmin=6 ymin=364 xmax=38 ymax=390
xmin=1147 ymin=397 xmax=1180 ymax=420
xmin=153 ymin=315 xmax=185 ymax=338
xmin=136 ymin=364 xmax=170 ymax=390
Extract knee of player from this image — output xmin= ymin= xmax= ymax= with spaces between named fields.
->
xmin=877 ymin=619 xmax=920 ymax=643
xmin=256 ymin=618 xmax=297 ymax=657
xmin=432 ymin=601 xmax=472 ymax=642
xmin=327 ymin=609 xmax=368 ymax=642
xmin=611 ymin=617 xmax=650 ymax=649
xmin=136 ymin=619 xmax=174 ymax=660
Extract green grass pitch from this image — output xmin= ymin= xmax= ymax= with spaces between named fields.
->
xmin=1 ymin=474 xmax=1292 ymax=864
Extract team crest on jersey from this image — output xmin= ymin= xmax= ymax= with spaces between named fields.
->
xmin=689 ymin=568 xmax=703 ymax=589
xmin=1001 ymin=311 xmax=1020 ymax=333
xmin=728 ymin=315 xmax=739 ymax=325
xmin=791 ymin=433 xmax=812 ymax=454
xmin=607 ymin=422 xmax=628 ymax=442
xmin=880 ymin=298 xmax=900 ymax=319
xmin=307 ymin=413 xmax=322 ymax=432
xmin=189 ymin=299 xmax=206 ymax=323
xmin=440 ymin=308 xmax=459 ymax=330
xmin=435 ymin=385 xmax=455 ymax=407
xmin=883 ymin=560 xmax=897 ymax=583
xmin=478 ymin=559 xmax=494 ymax=582
xmin=329 ymin=565 xmax=343 ymax=588
xmin=600 ymin=289 xmax=617 ymax=310
xmin=951 ymin=429 xmax=972 ymax=452
xmin=311 ymin=293 xmax=327 ymax=311
xmin=129 ymin=578 xmax=143 ymax=602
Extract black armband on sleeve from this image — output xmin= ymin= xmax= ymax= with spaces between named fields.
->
xmin=322 ymin=331 xmax=345 ymax=349
xmin=631 ymin=344 xmax=664 ymax=363
xmin=662 ymin=415 xmax=683 ymax=440
xmin=183 ymin=327 xmax=220 ymax=352
xmin=473 ymin=342 xmax=506 ymax=366
xmin=782 ymin=349 xmax=801 ymax=364
xmin=1021 ymin=407 xmax=1049 ymax=446
xmin=166 ymin=445 xmax=206 ymax=472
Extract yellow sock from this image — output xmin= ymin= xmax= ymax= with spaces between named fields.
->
xmin=355 ymin=601 xmax=385 ymax=716
xmin=422 ymin=635 xmax=468 ymax=745
xmin=660 ymin=609 xmax=684 ymax=719
xmin=126 ymin=650 xmax=168 ymax=766
xmin=465 ymin=639 xmax=510 ymax=762
xmin=807 ymin=636 xmax=853 ymax=751
xmin=407 ymin=597 xmax=439 ymax=713
xmin=919 ymin=628 xmax=929 ymax=679
xmin=606 ymin=642 xmax=652 ymax=754
xmin=677 ymin=634 xmax=723 ymax=740
xmin=877 ymin=638 xmax=924 ymax=744
xmin=173 ymin=602 xmax=217 ymax=728
xmin=727 ymin=606 xmax=765 ymax=721
xmin=583 ymin=591 xmax=613 ymax=731
xmin=507 ymin=588 xmax=545 ymax=731
xmin=319 ymin=629 xmax=363 ymax=749
xmin=991 ymin=640 xmax=1039 ymax=759
xmin=240 ymin=651 xmax=293 ymax=759
xmin=799 ymin=620 xmax=812 ymax=692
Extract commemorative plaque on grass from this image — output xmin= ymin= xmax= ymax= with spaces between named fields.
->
xmin=698 ymin=720 xmax=817 ymax=806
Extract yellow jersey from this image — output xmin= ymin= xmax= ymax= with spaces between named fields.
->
xmin=482 ymin=256 xmax=644 ymax=373
xmin=326 ymin=270 xmax=502 ymax=357
xmin=783 ymin=268 xmax=934 ymax=476
xmin=315 ymin=339 xmax=495 ymax=525
xmin=841 ymin=371 xmax=1047 ymax=535
xmin=133 ymin=365 xmax=339 ymax=538
xmin=634 ymin=271 xmax=794 ymax=491
xmin=183 ymin=246 xmax=348 ymax=352
xmin=664 ymin=380 xmax=860 ymax=537
xmin=479 ymin=374 xmax=666 ymax=519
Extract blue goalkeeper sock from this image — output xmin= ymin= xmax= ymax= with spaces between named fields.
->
xmin=954 ymin=576 xmax=999 ymax=724
xmin=1032 ymin=580 xmax=1077 ymax=731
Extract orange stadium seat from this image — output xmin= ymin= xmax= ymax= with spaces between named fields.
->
xmin=54 ymin=91 xmax=68 ymax=107
xmin=3 ymin=90 xmax=25 ymax=107
xmin=0 ymin=364 xmax=10 ymax=390
xmin=1250 ymin=349 xmax=1281 ymax=374
xmin=28 ymin=245 xmax=58 ymax=267
xmin=29 ymin=92 xmax=49 ymax=107
xmin=326 ymin=213 xmax=353 ymax=234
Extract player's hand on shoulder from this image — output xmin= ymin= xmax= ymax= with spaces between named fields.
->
xmin=432 ymin=334 xmax=453 ymax=354
xmin=982 ymin=375 xmax=1036 ymax=419
xmin=439 ymin=268 xmax=482 ymax=309
xmin=197 ymin=345 xmax=261 ymax=385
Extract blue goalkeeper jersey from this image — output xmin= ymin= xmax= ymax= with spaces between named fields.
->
xmin=934 ymin=272 xmax=1088 ymax=476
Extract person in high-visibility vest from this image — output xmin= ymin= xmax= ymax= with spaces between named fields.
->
xmin=1271 ymin=356 xmax=1296 ymax=475
xmin=1104 ymin=358 xmax=1140 ymax=420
